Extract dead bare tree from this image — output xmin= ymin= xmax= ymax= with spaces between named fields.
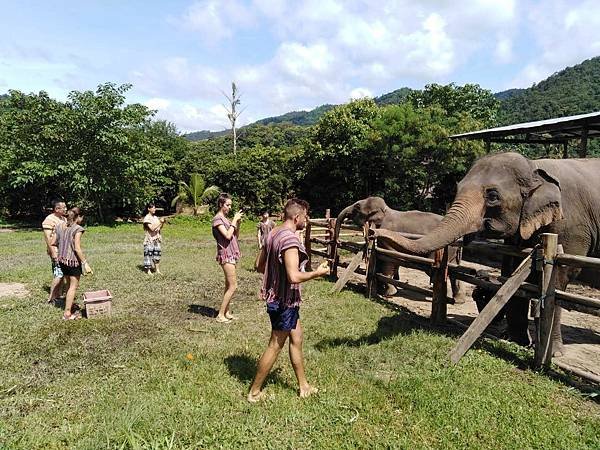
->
xmin=222 ymin=82 xmax=245 ymax=154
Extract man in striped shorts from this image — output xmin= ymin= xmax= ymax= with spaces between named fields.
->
xmin=248 ymin=198 xmax=329 ymax=402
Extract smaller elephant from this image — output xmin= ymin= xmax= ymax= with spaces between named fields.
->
xmin=334 ymin=196 xmax=465 ymax=302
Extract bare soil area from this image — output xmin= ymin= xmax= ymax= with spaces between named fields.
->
xmin=342 ymin=262 xmax=600 ymax=379
xmin=0 ymin=282 xmax=28 ymax=298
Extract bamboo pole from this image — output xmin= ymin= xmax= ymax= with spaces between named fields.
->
xmin=431 ymin=247 xmax=449 ymax=325
xmin=534 ymin=234 xmax=559 ymax=368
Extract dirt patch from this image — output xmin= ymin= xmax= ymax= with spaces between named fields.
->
xmin=0 ymin=283 xmax=28 ymax=298
xmin=339 ymin=261 xmax=600 ymax=379
xmin=0 ymin=228 xmax=15 ymax=233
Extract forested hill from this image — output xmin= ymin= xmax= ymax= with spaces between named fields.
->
xmin=184 ymin=88 xmax=413 ymax=140
xmin=184 ymin=56 xmax=600 ymax=140
xmin=498 ymin=56 xmax=600 ymax=124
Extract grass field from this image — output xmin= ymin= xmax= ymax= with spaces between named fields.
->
xmin=0 ymin=219 xmax=599 ymax=449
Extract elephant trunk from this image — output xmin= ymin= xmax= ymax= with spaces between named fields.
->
xmin=377 ymin=191 xmax=484 ymax=255
xmin=334 ymin=205 xmax=355 ymax=243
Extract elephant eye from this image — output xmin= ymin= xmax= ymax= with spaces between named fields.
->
xmin=486 ymin=189 xmax=501 ymax=205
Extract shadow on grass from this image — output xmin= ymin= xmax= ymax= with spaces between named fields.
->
xmin=188 ymin=304 xmax=218 ymax=318
xmin=224 ymin=354 xmax=293 ymax=390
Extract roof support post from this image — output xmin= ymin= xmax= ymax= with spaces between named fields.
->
xmin=485 ymin=138 xmax=490 ymax=153
xmin=562 ymin=141 xmax=568 ymax=159
xmin=579 ymin=127 xmax=588 ymax=158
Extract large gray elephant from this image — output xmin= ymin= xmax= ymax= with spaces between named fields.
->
xmin=373 ymin=151 xmax=600 ymax=356
xmin=334 ymin=196 xmax=465 ymax=302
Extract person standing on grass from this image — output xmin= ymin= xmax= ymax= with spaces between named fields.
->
xmin=143 ymin=203 xmax=165 ymax=275
xmin=52 ymin=207 xmax=93 ymax=320
xmin=42 ymin=199 xmax=67 ymax=303
xmin=256 ymin=210 xmax=275 ymax=250
xmin=248 ymin=198 xmax=329 ymax=402
xmin=212 ymin=193 xmax=243 ymax=323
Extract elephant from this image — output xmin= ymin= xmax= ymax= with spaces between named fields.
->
xmin=373 ymin=151 xmax=600 ymax=356
xmin=334 ymin=196 xmax=465 ymax=302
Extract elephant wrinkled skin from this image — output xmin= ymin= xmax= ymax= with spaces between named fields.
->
xmin=374 ymin=152 xmax=600 ymax=355
xmin=334 ymin=196 xmax=465 ymax=302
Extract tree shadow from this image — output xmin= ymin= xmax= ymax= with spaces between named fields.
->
xmin=188 ymin=304 xmax=218 ymax=318
xmin=224 ymin=354 xmax=293 ymax=390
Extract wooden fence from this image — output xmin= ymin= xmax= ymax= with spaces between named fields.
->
xmin=305 ymin=215 xmax=600 ymax=384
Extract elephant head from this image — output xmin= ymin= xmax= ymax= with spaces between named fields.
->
xmin=377 ymin=152 xmax=563 ymax=255
xmin=334 ymin=196 xmax=388 ymax=243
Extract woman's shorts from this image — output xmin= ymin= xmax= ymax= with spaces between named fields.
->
xmin=267 ymin=302 xmax=300 ymax=331
xmin=59 ymin=263 xmax=82 ymax=277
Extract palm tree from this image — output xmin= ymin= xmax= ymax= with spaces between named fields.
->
xmin=171 ymin=173 xmax=220 ymax=215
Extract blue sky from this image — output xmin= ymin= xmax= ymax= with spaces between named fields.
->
xmin=2 ymin=0 xmax=600 ymax=131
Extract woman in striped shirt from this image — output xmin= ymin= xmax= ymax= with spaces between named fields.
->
xmin=52 ymin=207 xmax=93 ymax=320
xmin=212 ymin=193 xmax=243 ymax=323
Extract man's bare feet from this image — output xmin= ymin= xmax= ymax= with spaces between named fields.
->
xmin=146 ymin=270 xmax=153 ymax=276
xmin=247 ymin=390 xmax=266 ymax=403
xmin=299 ymin=385 xmax=319 ymax=399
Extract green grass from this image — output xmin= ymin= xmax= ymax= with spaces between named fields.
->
xmin=0 ymin=222 xmax=598 ymax=449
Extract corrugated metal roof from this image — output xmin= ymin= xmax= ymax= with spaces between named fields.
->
xmin=450 ymin=110 xmax=600 ymax=141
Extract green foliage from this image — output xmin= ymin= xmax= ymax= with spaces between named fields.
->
xmin=207 ymin=144 xmax=298 ymax=214
xmin=171 ymin=173 xmax=220 ymax=213
xmin=408 ymin=82 xmax=500 ymax=126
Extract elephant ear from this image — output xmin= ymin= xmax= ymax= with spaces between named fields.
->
xmin=368 ymin=208 xmax=386 ymax=227
xmin=519 ymin=168 xmax=563 ymax=240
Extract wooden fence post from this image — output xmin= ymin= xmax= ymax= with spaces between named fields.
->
xmin=534 ymin=233 xmax=559 ymax=369
xmin=304 ymin=219 xmax=312 ymax=271
xmin=331 ymin=218 xmax=339 ymax=279
xmin=431 ymin=246 xmax=449 ymax=325
xmin=366 ymin=238 xmax=378 ymax=299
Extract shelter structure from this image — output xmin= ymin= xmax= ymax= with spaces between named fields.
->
xmin=450 ymin=110 xmax=600 ymax=158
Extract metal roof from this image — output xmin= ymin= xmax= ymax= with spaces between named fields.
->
xmin=450 ymin=110 xmax=600 ymax=144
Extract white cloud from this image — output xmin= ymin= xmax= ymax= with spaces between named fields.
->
xmin=494 ymin=36 xmax=513 ymax=64
xmin=510 ymin=0 xmax=600 ymax=87
xmin=144 ymin=1 xmax=528 ymax=129
xmin=350 ymin=87 xmax=373 ymax=99
xmin=176 ymin=0 xmax=256 ymax=44
xmin=144 ymin=98 xmax=171 ymax=110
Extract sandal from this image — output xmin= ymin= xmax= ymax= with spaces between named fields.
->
xmin=215 ymin=316 xmax=232 ymax=323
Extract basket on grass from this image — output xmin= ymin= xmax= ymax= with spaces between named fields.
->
xmin=83 ymin=290 xmax=112 ymax=318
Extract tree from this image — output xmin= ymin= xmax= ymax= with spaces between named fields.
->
xmin=171 ymin=173 xmax=220 ymax=214
xmin=408 ymin=83 xmax=499 ymax=126
xmin=0 ymin=83 xmax=182 ymax=220
xmin=223 ymin=82 xmax=244 ymax=154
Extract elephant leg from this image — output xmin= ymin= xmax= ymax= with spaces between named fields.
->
xmin=450 ymin=276 xmax=466 ymax=304
xmin=502 ymin=253 xmax=531 ymax=346
xmin=378 ymin=261 xmax=398 ymax=297
xmin=505 ymin=297 xmax=531 ymax=346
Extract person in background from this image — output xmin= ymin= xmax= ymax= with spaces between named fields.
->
xmin=248 ymin=198 xmax=329 ymax=402
xmin=42 ymin=199 xmax=67 ymax=303
xmin=52 ymin=207 xmax=93 ymax=320
xmin=143 ymin=203 xmax=165 ymax=275
xmin=256 ymin=210 xmax=275 ymax=250
xmin=212 ymin=193 xmax=243 ymax=323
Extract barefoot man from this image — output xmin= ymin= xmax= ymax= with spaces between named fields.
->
xmin=248 ymin=198 xmax=329 ymax=402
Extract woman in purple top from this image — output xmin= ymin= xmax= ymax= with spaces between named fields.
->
xmin=51 ymin=207 xmax=93 ymax=320
xmin=212 ymin=193 xmax=243 ymax=323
